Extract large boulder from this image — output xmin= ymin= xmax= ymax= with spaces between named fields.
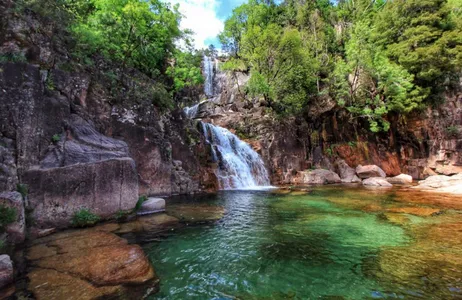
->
xmin=137 ymin=198 xmax=166 ymax=216
xmin=363 ymin=177 xmax=393 ymax=187
xmin=387 ymin=174 xmax=413 ymax=185
xmin=356 ymin=165 xmax=386 ymax=179
xmin=0 ymin=192 xmax=25 ymax=243
xmin=299 ymin=169 xmax=342 ymax=185
xmin=24 ymin=158 xmax=138 ymax=228
xmin=0 ymin=255 xmax=13 ymax=289
xmin=27 ymin=229 xmax=158 ymax=299
xmin=335 ymin=159 xmax=361 ymax=183
xmin=414 ymin=174 xmax=462 ymax=195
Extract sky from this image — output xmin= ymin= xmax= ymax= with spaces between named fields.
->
xmin=165 ymin=0 xmax=248 ymax=50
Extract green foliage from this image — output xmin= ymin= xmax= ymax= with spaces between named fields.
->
xmin=71 ymin=209 xmax=100 ymax=227
xmin=0 ymin=205 xmax=17 ymax=230
xmin=220 ymin=0 xmax=462 ymax=132
xmin=70 ymin=0 xmax=182 ymax=77
xmin=16 ymin=184 xmax=28 ymax=198
xmin=0 ymin=53 xmax=27 ymax=63
xmin=51 ymin=134 xmax=61 ymax=143
xmin=167 ymin=51 xmax=204 ymax=93
xmin=447 ymin=126 xmax=460 ymax=138
xmin=135 ymin=195 xmax=148 ymax=211
xmin=115 ymin=210 xmax=131 ymax=222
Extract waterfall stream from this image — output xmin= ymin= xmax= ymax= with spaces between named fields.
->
xmin=201 ymin=122 xmax=271 ymax=190
xmin=183 ymin=55 xmax=272 ymax=190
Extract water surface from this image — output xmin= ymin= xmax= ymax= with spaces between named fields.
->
xmin=145 ymin=186 xmax=462 ymax=299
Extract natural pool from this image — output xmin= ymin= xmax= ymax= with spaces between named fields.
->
xmin=145 ymin=186 xmax=462 ymax=299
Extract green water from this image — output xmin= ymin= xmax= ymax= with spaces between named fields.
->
xmin=145 ymin=187 xmax=462 ymax=299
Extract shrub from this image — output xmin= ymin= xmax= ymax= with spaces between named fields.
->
xmin=16 ymin=184 xmax=28 ymax=198
xmin=0 ymin=205 xmax=17 ymax=230
xmin=51 ymin=134 xmax=61 ymax=143
xmin=0 ymin=53 xmax=27 ymax=63
xmin=447 ymin=126 xmax=459 ymax=138
xmin=135 ymin=196 xmax=148 ymax=211
xmin=71 ymin=209 xmax=100 ymax=227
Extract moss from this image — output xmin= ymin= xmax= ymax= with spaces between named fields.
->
xmin=71 ymin=209 xmax=100 ymax=227
xmin=0 ymin=205 xmax=16 ymax=230
xmin=16 ymin=184 xmax=28 ymax=198
xmin=135 ymin=195 xmax=148 ymax=211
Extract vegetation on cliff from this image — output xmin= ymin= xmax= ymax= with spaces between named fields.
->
xmin=220 ymin=0 xmax=462 ymax=132
xmin=13 ymin=0 xmax=204 ymax=109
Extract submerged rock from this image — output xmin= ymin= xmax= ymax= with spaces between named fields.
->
xmin=387 ymin=207 xmax=441 ymax=217
xmin=166 ymin=204 xmax=225 ymax=223
xmin=363 ymin=177 xmax=393 ymax=187
xmin=386 ymin=174 xmax=413 ymax=185
xmin=27 ymin=230 xmax=158 ymax=299
xmin=356 ymin=165 xmax=386 ymax=179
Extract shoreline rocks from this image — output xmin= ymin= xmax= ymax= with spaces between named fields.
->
xmin=137 ymin=198 xmax=166 ymax=216
xmin=387 ymin=174 xmax=413 ymax=185
xmin=363 ymin=177 xmax=393 ymax=187
xmin=298 ymin=169 xmax=342 ymax=185
xmin=356 ymin=165 xmax=387 ymax=179
xmin=414 ymin=174 xmax=462 ymax=195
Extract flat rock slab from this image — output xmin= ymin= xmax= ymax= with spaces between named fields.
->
xmin=414 ymin=174 xmax=462 ymax=195
xmin=137 ymin=198 xmax=166 ymax=216
xmin=388 ymin=207 xmax=441 ymax=217
xmin=363 ymin=177 xmax=393 ymax=187
xmin=27 ymin=228 xmax=158 ymax=299
xmin=117 ymin=213 xmax=180 ymax=234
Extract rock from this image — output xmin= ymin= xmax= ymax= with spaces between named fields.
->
xmin=0 ymin=139 xmax=18 ymax=192
xmin=0 ymin=255 xmax=13 ymax=289
xmin=0 ymin=191 xmax=25 ymax=243
xmin=27 ymin=230 xmax=158 ymax=299
xmin=386 ymin=174 xmax=413 ymax=185
xmin=166 ymin=204 xmax=225 ymax=223
xmin=415 ymin=173 xmax=462 ymax=195
xmin=387 ymin=207 xmax=441 ymax=217
xmin=41 ymin=114 xmax=130 ymax=168
xmin=356 ymin=165 xmax=386 ymax=179
xmin=300 ymin=169 xmax=342 ymax=185
xmin=137 ymin=198 xmax=166 ymax=216
xmin=363 ymin=177 xmax=393 ymax=187
xmin=24 ymin=158 xmax=138 ymax=228
xmin=117 ymin=213 xmax=180 ymax=234
xmin=335 ymin=159 xmax=361 ymax=183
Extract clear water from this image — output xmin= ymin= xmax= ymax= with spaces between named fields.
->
xmin=145 ymin=186 xmax=462 ymax=299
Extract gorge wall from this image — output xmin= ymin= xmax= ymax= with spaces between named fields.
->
xmin=194 ymin=59 xmax=462 ymax=185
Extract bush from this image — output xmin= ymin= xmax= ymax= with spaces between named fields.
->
xmin=0 ymin=205 xmax=17 ymax=230
xmin=135 ymin=196 xmax=148 ymax=211
xmin=71 ymin=209 xmax=100 ymax=227
xmin=16 ymin=184 xmax=28 ymax=198
xmin=51 ymin=134 xmax=61 ymax=143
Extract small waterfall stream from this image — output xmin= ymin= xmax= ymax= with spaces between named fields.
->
xmin=201 ymin=122 xmax=271 ymax=190
xmin=182 ymin=55 xmax=271 ymax=190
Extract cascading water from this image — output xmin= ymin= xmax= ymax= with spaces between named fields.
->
xmin=203 ymin=55 xmax=215 ymax=97
xmin=184 ymin=103 xmax=199 ymax=119
xmin=201 ymin=122 xmax=271 ymax=190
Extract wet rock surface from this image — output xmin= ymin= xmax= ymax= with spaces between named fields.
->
xmin=386 ymin=174 xmax=413 ymax=185
xmin=27 ymin=227 xmax=159 ymax=300
xmin=166 ymin=204 xmax=225 ymax=223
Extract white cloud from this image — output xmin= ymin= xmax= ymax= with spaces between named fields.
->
xmin=166 ymin=0 xmax=224 ymax=49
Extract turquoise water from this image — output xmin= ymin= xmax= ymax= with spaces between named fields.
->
xmin=145 ymin=187 xmax=462 ymax=299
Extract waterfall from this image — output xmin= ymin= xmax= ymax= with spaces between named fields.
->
xmin=204 ymin=55 xmax=215 ymax=97
xmin=184 ymin=103 xmax=199 ymax=119
xmin=201 ymin=122 xmax=271 ymax=190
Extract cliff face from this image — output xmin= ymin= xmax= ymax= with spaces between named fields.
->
xmin=0 ymin=6 xmax=220 ymax=228
xmin=198 ymin=68 xmax=461 ymax=185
